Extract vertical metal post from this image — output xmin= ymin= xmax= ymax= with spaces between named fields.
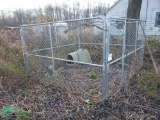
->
xmin=66 ymin=25 xmax=69 ymax=41
xmin=49 ymin=24 xmax=54 ymax=75
xmin=20 ymin=27 xmax=29 ymax=73
xmin=135 ymin=21 xmax=138 ymax=55
xmin=134 ymin=21 xmax=139 ymax=72
xmin=54 ymin=25 xmax=60 ymax=59
xmin=140 ymin=21 xmax=145 ymax=69
xmin=77 ymin=26 xmax=81 ymax=49
xmin=120 ymin=20 xmax=126 ymax=88
xmin=102 ymin=18 xmax=110 ymax=101
xmin=54 ymin=25 xmax=58 ymax=47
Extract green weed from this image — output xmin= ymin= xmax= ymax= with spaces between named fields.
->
xmin=0 ymin=106 xmax=32 ymax=120
xmin=88 ymin=72 xmax=99 ymax=79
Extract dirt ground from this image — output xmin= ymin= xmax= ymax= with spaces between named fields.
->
xmin=0 ymin=61 xmax=160 ymax=120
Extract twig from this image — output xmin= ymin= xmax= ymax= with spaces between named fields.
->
xmin=123 ymin=100 xmax=160 ymax=111
xmin=0 ymin=77 xmax=18 ymax=103
xmin=105 ymin=110 xmax=121 ymax=120
xmin=0 ymin=78 xmax=5 ymax=92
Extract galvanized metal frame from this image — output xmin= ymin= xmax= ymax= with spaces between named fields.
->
xmin=120 ymin=19 xmax=126 ymax=88
xmin=20 ymin=17 xmax=145 ymax=101
xmin=20 ymin=27 xmax=29 ymax=73
xmin=102 ymin=17 xmax=108 ymax=101
xmin=48 ymin=24 xmax=54 ymax=75
xmin=77 ymin=26 xmax=81 ymax=49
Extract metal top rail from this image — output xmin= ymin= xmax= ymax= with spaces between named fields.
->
xmin=20 ymin=17 xmax=104 ymax=27
xmin=108 ymin=18 xmax=146 ymax=22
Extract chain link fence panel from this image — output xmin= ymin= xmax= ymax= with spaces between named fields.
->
xmin=20 ymin=17 xmax=145 ymax=107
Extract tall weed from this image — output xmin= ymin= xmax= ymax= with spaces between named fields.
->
xmin=0 ymin=31 xmax=27 ymax=80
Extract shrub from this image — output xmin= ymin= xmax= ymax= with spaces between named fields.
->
xmin=0 ymin=31 xmax=27 ymax=80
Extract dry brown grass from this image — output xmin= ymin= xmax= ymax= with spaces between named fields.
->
xmin=0 ymin=28 xmax=159 ymax=119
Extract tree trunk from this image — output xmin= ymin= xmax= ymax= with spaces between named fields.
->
xmin=126 ymin=0 xmax=142 ymax=45
xmin=127 ymin=0 xmax=142 ymax=19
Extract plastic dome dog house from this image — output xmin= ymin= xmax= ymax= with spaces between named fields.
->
xmin=67 ymin=49 xmax=92 ymax=65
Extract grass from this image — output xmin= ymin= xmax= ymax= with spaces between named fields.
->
xmin=138 ymin=37 xmax=160 ymax=100
xmin=138 ymin=72 xmax=160 ymax=100
xmin=145 ymin=39 xmax=160 ymax=52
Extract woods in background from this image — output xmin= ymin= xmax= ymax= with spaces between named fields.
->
xmin=0 ymin=2 xmax=109 ymax=27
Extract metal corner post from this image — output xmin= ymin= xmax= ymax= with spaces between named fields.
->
xmin=77 ymin=26 xmax=81 ymax=49
xmin=48 ymin=24 xmax=55 ymax=76
xmin=120 ymin=20 xmax=127 ymax=88
xmin=102 ymin=18 xmax=110 ymax=101
xmin=134 ymin=21 xmax=139 ymax=72
xmin=20 ymin=27 xmax=29 ymax=73
xmin=135 ymin=21 xmax=139 ymax=56
xmin=54 ymin=25 xmax=60 ymax=60
xmin=141 ymin=21 xmax=145 ymax=68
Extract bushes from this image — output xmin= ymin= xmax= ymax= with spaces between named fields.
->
xmin=0 ymin=31 xmax=27 ymax=80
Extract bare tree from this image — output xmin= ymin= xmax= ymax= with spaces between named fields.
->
xmin=62 ymin=4 xmax=69 ymax=20
xmin=0 ymin=11 xmax=6 ymax=27
xmin=13 ymin=9 xmax=24 ymax=25
xmin=92 ymin=2 xmax=109 ymax=16
xmin=84 ymin=2 xmax=90 ymax=18
xmin=23 ymin=9 xmax=34 ymax=24
xmin=0 ymin=1 xmax=110 ymax=26
xmin=73 ymin=1 xmax=81 ymax=19
xmin=35 ymin=7 xmax=45 ymax=22
xmin=45 ymin=4 xmax=55 ymax=22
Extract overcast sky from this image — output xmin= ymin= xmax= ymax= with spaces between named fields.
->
xmin=0 ymin=0 xmax=116 ymax=10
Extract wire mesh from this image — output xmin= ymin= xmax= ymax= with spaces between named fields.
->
xmin=20 ymin=18 xmax=104 ymax=113
xmin=107 ymin=18 xmax=145 ymax=95
xmin=20 ymin=17 xmax=145 ymax=102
